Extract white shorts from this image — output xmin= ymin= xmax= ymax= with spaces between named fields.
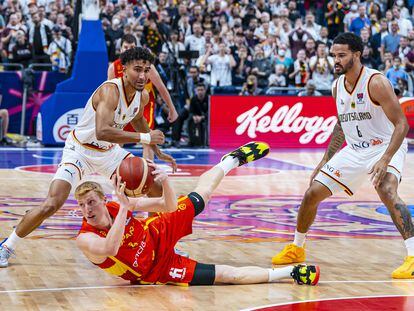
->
xmin=314 ymin=142 xmax=407 ymax=196
xmin=52 ymin=133 xmax=132 ymax=189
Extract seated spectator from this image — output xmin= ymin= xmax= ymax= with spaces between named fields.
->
xmin=268 ymin=64 xmax=287 ymax=88
xmin=309 ymin=41 xmax=334 ymax=90
xmin=239 ymin=75 xmax=262 ymax=96
xmin=188 ymin=83 xmax=209 ymax=147
xmin=200 ymin=42 xmax=236 ymax=87
xmin=186 ymin=66 xmax=208 ymax=101
xmin=396 ymin=77 xmax=413 ymax=97
xmin=274 ymin=45 xmax=294 ymax=71
xmin=361 ymin=45 xmax=375 ymax=68
xmin=305 ymin=37 xmax=316 ymax=59
xmin=386 ymin=56 xmax=409 ymax=87
xmin=297 ymin=80 xmax=322 ymax=96
xmin=12 ymin=30 xmax=32 ymax=68
xmin=47 ymin=26 xmax=72 ymax=73
xmin=378 ymin=51 xmax=393 ymax=73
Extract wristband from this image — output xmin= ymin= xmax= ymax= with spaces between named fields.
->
xmin=140 ymin=132 xmax=151 ymax=144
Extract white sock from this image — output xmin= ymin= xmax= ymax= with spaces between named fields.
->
xmin=216 ymin=156 xmax=239 ymax=175
xmin=404 ymin=237 xmax=414 ymax=256
xmin=293 ymin=230 xmax=307 ymax=247
xmin=268 ymin=266 xmax=294 ymax=282
xmin=3 ymin=230 xmax=23 ymax=250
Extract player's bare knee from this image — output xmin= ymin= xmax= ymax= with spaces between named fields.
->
xmin=39 ymin=198 xmax=62 ymax=218
xmin=377 ymin=183 xmax=397 ymax=204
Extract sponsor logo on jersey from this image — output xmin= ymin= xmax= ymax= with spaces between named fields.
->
xmin=334 ymin=170 xmax=342 ymax=178
xmin=351 ymin=138 xmax=384 ymax=150
xmin=340 ymin=99 xmax=345 ymax=105
xmin=178 ymin=203 xmax=187 ymax=211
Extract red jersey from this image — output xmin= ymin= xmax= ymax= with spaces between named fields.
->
xmin=112 ymin=59 xmax=156 ymax=130
xmin=78 ymin=198 xmax=197 ymax=285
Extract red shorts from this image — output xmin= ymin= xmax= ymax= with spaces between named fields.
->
xmin=140 ymin=195 xmax=198 ymax=285
xmin=123 ymin=101 xmax=155 ymax=133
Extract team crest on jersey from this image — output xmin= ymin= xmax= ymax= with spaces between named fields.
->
xmin=356 ymin=93 xmax=364 ymax=105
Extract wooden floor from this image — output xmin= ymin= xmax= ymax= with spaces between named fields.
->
xmin=1 ymin=148 xmax=414 ymax=310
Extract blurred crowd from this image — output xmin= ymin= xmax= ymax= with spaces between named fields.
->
xmin=0 ymin=0 xmax=74 ymax=72
xmin=101 ymin=0 xmax=414 ymax=99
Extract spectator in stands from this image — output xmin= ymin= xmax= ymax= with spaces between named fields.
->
xmin=397 ymin=77 xmax=413 ymax=97
xmin=371 ymin=18 xmax=389 ymax=65
xmin=144 ymin=15 xmax=163 ymax=53
xmin=382 ymin=21 xmax=401 ymax=56
xmin=393 ymin=5 xmax=413 ymax=37
xmin=185 ymin=22 xmax=205 ymax=56
xmin=287 ymin=1 xmax=301 ymax=23
xmin=2 ymin=13 xmax=26 ymax=62
xmin=233 ymin=45 xmax=252 ymax=86
xmin=188 ymin=83 xmax=208 ymax=147
xmin=186 ymin=66 xmax=207 ymax=100
xmin=289 ymin=18 xmax=314 ymax=59
xmin=305 ymin=38 xmax=316 ymax=59
xmin=361 ymin=44 xmax=375 ymax=68
xmin=379 ymin=51 xmax=394 ymax=73
xmin=239 ymin=74 xmax=262 ymax=96
xmin=398 ymin=36 xmax=412 ymax=61
xmin=251 ymin=45 xmax=273 ymax=88
xmin=325 ymin=0 xmax=345 ymax=39
xmin=0 ymin=107 xmax=9 ymax=145
xmin=386 ymin=56 xmax=409 ymax=87
xmin=344 ymin=1 xmax=359 ymax=32
xmin=304 ymin=12 xmax=321 ymax=41
xmin=29 ymin=12 xmax=52 ymax=63
xmin=309 ymin=41 xmax=334 ymax=91
xmin=12 ymin=30 xmax=32 ymax=68
xmin=38 ymin=5 xmax=54 ymax=29
xmin=47 ymin=25 xmax=72 ymax=73
xmin=349 ymin=5 xmax=370 ymax=36
xmin=268 ymin=64 xmax=287 ymax=88
xmin=297 ymin=79 xmax=322 ymax=96
xmin=318 ymin=26 xmax=333 ymax=48
xmin=162 ymin=30 xmax=185 ymax=64
xmin=289 ymin=49 xmax=309 ymax=88
xmin=274 ymin=45 xmax=294 ymax=72
xmin=200 ymin=42 xmax=236 ymax=87
xmin=370 ymin=13 xmax=380 ymax=36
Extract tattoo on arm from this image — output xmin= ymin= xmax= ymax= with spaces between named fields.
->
xmin=392 ymin=203 xmax=414 ymax=240
xmin=325 ymin=122 xmax=345 ymax=160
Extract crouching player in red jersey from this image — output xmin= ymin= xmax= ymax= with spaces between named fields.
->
xmin=75 ymin=142 xmax=320 ymax=286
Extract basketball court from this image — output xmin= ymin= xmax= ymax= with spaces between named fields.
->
xmin=1 ymin=146 xmax=414 ymax=310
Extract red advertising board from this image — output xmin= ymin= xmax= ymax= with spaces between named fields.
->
xmin=210 ymin=96 xmax=338 ymax=148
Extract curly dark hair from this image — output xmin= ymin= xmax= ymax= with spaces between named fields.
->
xmin=333 ymin=32 xmax=364 ymax=54
xmin=120 ymin=47 xmax=155 ymax=66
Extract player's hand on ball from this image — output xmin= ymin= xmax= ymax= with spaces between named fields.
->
xmin=111 ymin=174 xmax=130 ymax=208
xmin=149 ymin=130 xmax=165 ymax=145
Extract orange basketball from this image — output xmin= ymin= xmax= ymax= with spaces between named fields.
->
xmin=116 ymin=157 xmax=155 ymax=197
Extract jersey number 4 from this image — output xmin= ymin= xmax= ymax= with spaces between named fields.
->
xmin=356 ymin=126 xmax=363 ymax=138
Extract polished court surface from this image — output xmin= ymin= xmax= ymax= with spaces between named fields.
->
xmin=1 ymin=146 xmax=414 ymax=310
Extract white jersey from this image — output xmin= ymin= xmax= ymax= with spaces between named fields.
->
xmin=334 ymin=66 xmax=400 ymax=151
xmin=74 ymin=78 xmax=141 ymax=151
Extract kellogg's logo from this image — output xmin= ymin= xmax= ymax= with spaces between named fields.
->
xmin=235 ymin=102 xmax=337 ymax=145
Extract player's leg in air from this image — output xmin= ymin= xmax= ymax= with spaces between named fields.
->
xmin=184 ymin=142 xmax=320 ymax=286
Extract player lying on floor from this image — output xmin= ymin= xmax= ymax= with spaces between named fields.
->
xmin=76 ymin=142 xmax=320 ymax=286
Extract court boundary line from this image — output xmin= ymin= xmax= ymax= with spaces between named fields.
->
xmin=241 ymin=293 xmax=414 ymax=311
xmin=1 ymin=280 xmax=414 ymax=295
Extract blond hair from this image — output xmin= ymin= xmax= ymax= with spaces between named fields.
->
xmin=74 ymin=181 xmax=105 ymax=201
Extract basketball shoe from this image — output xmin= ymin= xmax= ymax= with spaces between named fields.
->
xmin=291 ymin=264 xmax=320 ymax=285
xmin=272 ymin=244 xmax=306 ymax=265
xmin=221 ymin=141 xmax=270 ymax=165
xmin=0 ymin=243 xmax=15 ymax=268
xmin=392 ymin=256 xmax=414 ymax=279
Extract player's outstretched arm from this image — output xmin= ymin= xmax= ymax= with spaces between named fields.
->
xmin=149 ymin=65 xmax=178 ymax=122
xmin=368 ymin=74 xmax=409 ymax=187
xmin=94 ymin=84 xmax=163 ymax=144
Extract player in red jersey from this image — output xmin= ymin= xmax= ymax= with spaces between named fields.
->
xmin=76 ymin=142 xmax=320 ymax=286
xmin=108 ymin=34 xmax=178 ymax=160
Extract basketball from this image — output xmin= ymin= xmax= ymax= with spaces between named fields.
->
xmin=116 ymin=157 xmax=155 ymax=197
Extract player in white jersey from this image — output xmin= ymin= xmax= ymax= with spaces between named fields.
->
xmin=0 ymin=47 xmax=176 ymax=267
xmin=272 ymin=32 xmax=414 ymax=279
